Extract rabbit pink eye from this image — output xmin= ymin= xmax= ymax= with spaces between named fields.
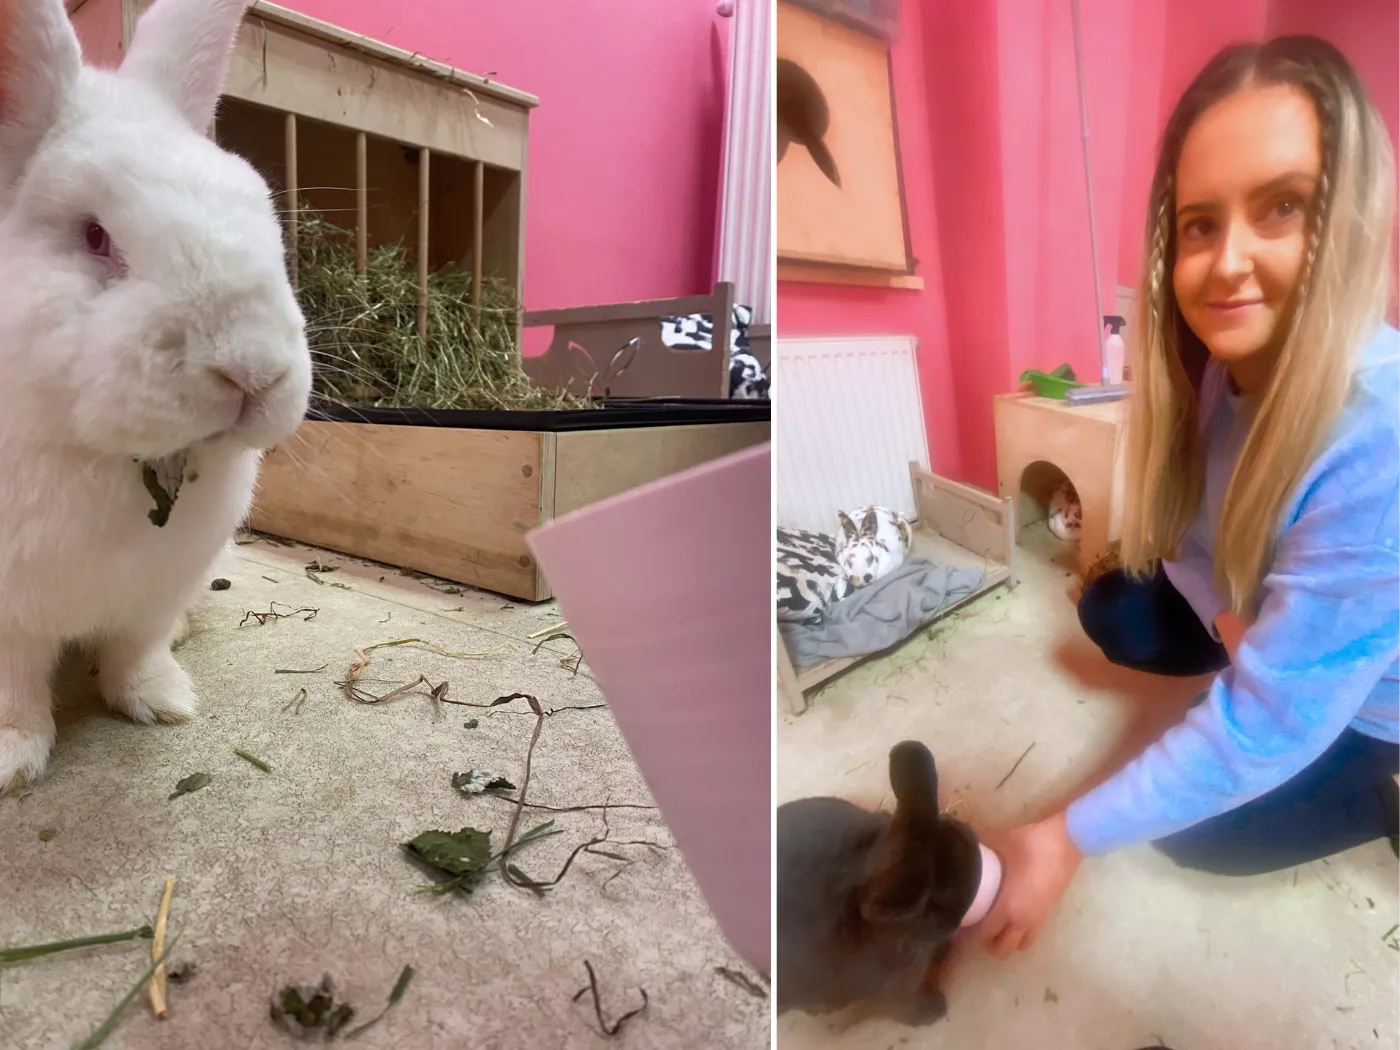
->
xmin=84 ymin=221 xmax=112 ymax=257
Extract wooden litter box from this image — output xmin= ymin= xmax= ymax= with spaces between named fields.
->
xmin=251 ymin=401 xmax=769 ymax=602
xmin=777 ymin=463 xmax=1016 ymax=714
xmin=251 ymin=277 xmax=770 ymax=602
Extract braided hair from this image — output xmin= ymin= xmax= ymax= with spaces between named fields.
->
xmin=1119 ymin=35 xmax=1395 ymax=615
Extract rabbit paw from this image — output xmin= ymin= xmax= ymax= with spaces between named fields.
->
xmin=0 ymin=725 xmax=55 ymax=795
xmin=100 ymin=649 xmax=198 ymax=725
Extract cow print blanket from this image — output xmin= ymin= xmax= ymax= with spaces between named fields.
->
xmin=775 ymin=525 xmax=850 ymax=623
xmin=659 ymin=304 xmax=770 ymax=400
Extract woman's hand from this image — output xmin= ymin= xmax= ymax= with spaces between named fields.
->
xmin=979 ymin=810 xmax=1083 ymax=959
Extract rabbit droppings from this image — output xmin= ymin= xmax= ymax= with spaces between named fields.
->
xmin=776 ymin=741 xmax=982 ymax=1025
xmin=0 ymin=0 xmax=312 ymax=792
xmin=834 ymin=506 xmax=912 ymax=588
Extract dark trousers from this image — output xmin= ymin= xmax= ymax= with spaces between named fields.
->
xmin=1079 ymin=566 xmax=1399 ymax=875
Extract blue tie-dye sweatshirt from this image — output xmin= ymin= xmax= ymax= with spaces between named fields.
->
xmin=1066 ymin=323 xmax=1400 ymax=855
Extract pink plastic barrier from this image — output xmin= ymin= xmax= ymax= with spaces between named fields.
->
xmin=527 ymin=443 xmax=772 ymax=975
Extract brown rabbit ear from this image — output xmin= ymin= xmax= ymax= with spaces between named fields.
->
xmin=860 ymin=509 xmax=878 ymax=538
xmin=837 ymin=511 xmax=857 ymax=541
xmin=888 ymin=740 xmax=940 ymax=827
xmin=857 ymin=858 xmax=931 ymax=928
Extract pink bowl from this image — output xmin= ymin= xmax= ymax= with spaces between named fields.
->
xmin=960 ymin=844 xmax=1003 ymax=928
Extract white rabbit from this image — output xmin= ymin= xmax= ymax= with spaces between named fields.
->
xmin=834 ymin=506 xmax=912 ymax=588
xmin=0 ymin=0 xmax=312 ymax=792
xmin=1047 ymin=479 xmax=1083 ymax=542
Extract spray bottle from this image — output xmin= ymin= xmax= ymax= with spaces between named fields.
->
xmin=1103 ymin=314 xmax=1127 ymax=385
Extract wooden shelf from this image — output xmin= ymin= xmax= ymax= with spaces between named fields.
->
xmin=777 ymin=262 xmax=924 ymax=290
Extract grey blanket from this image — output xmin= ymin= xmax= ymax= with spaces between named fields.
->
xmin=780 ymin=556 xmax=985 ymax=668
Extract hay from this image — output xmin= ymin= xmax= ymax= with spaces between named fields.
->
xmin=293 ymin=213 xmax=590 ymax=412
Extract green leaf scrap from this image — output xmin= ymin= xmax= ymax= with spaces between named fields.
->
xmin=233 ymin=748 xmax=272 ymax=773
xmin=140 ymin=463 xmax=177 ymax=528
xmin=403 ymin=827 xmax=493 ymax=896
xmin=506 ymin=864 xmax=546 ymax=898
xmin=345 ymin=964 xmax=414 ymax=1040
xmin=169 ymin=772 xmax=212 ymax=800
xmin=70 ymin=930 xmax=181 ymax=1049
xmin=270 ymin=974 xmax=355 ymax=1040
xmin=2 ymin=926 xmax=153 ymax=965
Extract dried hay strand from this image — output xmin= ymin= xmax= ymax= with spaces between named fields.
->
xmin=293 ymin=211 xmax=591 ymax=413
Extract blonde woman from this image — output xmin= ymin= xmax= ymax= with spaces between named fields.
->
xmin=983 ymin=35 xmax=1398 ymax=958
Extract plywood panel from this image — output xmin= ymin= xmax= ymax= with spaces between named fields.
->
xmin=250 ymin=422 xmax=545 ymax=598
xmin=910 ymin=464 xmax=1015 ymax=570
xmin=776 ymin=0 xmax=906 ymax=271
xmin=522 ymin=285 xmax=735 ymax=399
xmin=553 ymin=424 xmax=771 ymax=517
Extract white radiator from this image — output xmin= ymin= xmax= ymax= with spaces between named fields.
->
xmin=716 ymin=0 xmax=772 ymax=324
xmin=774 ymin=335 xmax=930 ymax=533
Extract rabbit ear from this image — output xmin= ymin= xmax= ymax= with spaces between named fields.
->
xmin=0 ymin=0 xmax=82 ymax=186
xmin=837 ymin=511 xmax=857 ymax=541
xmin=887 ymin=740 xmax=940 ymax=826
xmin=857 ymin=862 xmax=930 ymax=928
xmin=122 ymin=0 xmax=250 ymax=134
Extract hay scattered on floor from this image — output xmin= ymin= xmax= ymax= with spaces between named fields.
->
xmin=294 ymin=213 xmax=591 ymax=412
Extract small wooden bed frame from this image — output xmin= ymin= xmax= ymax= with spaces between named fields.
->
xmin=522 ymin=282 xmax=739 ymax=399
xmin=777 ymin=463 xmax=1017 ymax=715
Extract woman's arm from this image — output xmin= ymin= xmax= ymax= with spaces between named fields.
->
xmin=986 ymin=534 xmax=1393 ymax=957
xmin=1065 ymin=423 xmax=1399 ymax=856
xmin=1163 ymin=532 xmax=1230 ymax=640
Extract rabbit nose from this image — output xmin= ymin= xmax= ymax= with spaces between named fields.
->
xmin=211 ymin=365 xmax=288 ymax=400
xmin=210 ymin=365 xmax=289 ymax=422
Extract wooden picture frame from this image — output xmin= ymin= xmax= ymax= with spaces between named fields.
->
xmin=775 ymin=0 xmax=912 ymax=279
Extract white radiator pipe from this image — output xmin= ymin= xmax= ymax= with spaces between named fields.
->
xmin=716 ymin=0 xmax=773 ymax=323
xmin=1071 ymin=0 xmax=1109 ymax=386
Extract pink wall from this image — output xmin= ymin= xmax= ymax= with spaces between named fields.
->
xmin=920 ymin=0 xmax=1005 ymax=489
xmin=780 ymin=0 xmax=1156 ymax=492
xmin=1268 ymin=0 xmax=1400 ymax=319
xmin=1119 ymin=0 xmax=1269 ymax=288
xmin=283 ymin=0 xmax=731 ymax=315
xmin=1000 ymin=0 xmax=1135 ymax=387
xmin=776 ymin=0 xmax=964 ymax=481
xmin=780 ymin=0 xmax=1399 ymax=494
xmin=1117 ymin=0 xmax=1399 ymax=300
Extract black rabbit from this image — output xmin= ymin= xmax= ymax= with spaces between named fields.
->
xmin=776 ymin=740 xmax=981 ymax=1025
